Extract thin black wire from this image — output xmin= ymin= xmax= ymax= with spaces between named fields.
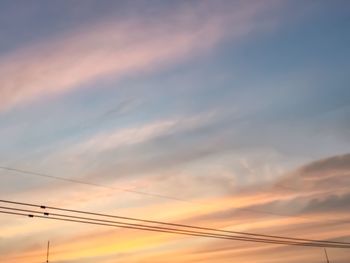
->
xmin=0 ymin=207 xmax=350 ymax=248
xmin=0 ymin=209 xmax=349 ymax=249
xmin=1 ymin=200 xmax=349 ymax=247
xmin=0 ymin=166 xmax=343 ymax=223
xmin=0 ymin=210 xmax=303 ymax=246
xmin=2 ymin=205 xmax=347 ymax=248
xmin=0 ymin=207 xmax=307 ymax=246
xmin=0 ymin=166 xmax=191 ymax=203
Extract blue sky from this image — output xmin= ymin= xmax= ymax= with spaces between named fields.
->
xmin=0 ymin=1 xmax=349 ymax=262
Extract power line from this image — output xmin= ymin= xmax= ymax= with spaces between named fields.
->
xmin=1 ymin=209 xmax=349 ymax=249
xmin=0 ymin=166 xmax=345 ymax=224
xmin=0 ymin=208 xmax=308 ymax=247
xmin=1 ymin=199 xmax=347 ymax=246
xmin=0 ymin=200 xmax=349 ymax=249
xmin=0 ymin=166 xmax=192 ymax=203
xmin=1 ymin=205 xmax=345 ymax=248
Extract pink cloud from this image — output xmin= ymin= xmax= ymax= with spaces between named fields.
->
xmin=0 ymin=1 xmax=273 ymax=112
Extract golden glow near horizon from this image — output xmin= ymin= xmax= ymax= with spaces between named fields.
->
xmin=2 ymin=157 xmax=350 ymax=263
xmin=1 ymin=0 xmax=350 ymax=262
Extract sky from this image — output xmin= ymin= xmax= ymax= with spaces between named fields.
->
xmin=0 ymin=0 xmax=349 ymax=262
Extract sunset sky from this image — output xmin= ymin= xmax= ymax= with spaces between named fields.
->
xmin=0 ymin=0 xmax=350 ymax=262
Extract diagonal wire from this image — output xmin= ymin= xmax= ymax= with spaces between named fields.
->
xmin=0 ymin=166 xmax=192 ymax=203
xmin=0 ymin=166 xmax=347 ymax=223
xmin=0 ymin=208 xmax=349 ymax=249
xmin=0 ymin=200 xmax=349 ymax=247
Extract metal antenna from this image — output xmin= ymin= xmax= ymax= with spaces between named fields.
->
xmin=324 ymin=248 xmax=330 ymax=263
xmin=46 ymin=241 xmax=50 ymax=263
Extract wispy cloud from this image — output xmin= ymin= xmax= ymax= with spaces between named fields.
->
xmin=4 ymin=1 xmax=350 ymax=262
xmin=2 ymin=153 xmax=349 ymax=263
xmin=0 ymin=0 xmax=272 ymax=112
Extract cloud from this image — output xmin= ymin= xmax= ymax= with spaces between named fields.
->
xmin=69 ymin=111 xmax=217 ymax=155
xmin=183 ymin=152 xmax=350 ymax=226
xmin=299 ymin=153 xmax=350 ymax=178
xmin=273 ymin=153 xmax=350 ymax=193
xmin=0 ymin=0 xmax=272 ymax=112
xmin=31 ymin=110 xmax=224 ymax=179
xmin=2 ymin=153 xmax=350 ymax=263
xmin=74 ymin=119 xmax=179 ymax=154
xmin=302 ymin=192 xmax=350 ymax=214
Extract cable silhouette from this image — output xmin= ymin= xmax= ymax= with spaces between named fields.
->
xmin=1 ymin=205 xmax=346 ymax=248
xmin=1 ymin=199 xmax=347 ymax=246
xmin=0 ymin=166 xmax=345 ymax=224
xmin=1 ymin=209 xmax=349 ymax=249
xmin=0 ymin=208 xmax=309 ymax=247
xmin=0 ymin=207 xmax=344 ymax=248
xmin=0 ymin=200 xmax=349 ymax=249
xmin=0 ymin=166 xmax=192 ymax=203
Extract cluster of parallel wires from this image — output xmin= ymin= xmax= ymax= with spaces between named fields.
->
xmin=1 ymin=199 xmax=350 ymax=249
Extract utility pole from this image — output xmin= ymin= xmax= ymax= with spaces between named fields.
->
xmin=324 ymin=248 xmax=330 ymax=263
xmin=46 ymin=241 xmax=50 ymax=263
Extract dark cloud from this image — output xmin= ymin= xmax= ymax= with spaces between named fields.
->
xmin=275 ymin=153 xmax=350 ymax=193
xmin=302 ymin=192 xmax=350 ymax=214
xmin=190 ymin=153 xmax=350 ymax=223
xmin=299 ymin=153 xmax=350 ymax=178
